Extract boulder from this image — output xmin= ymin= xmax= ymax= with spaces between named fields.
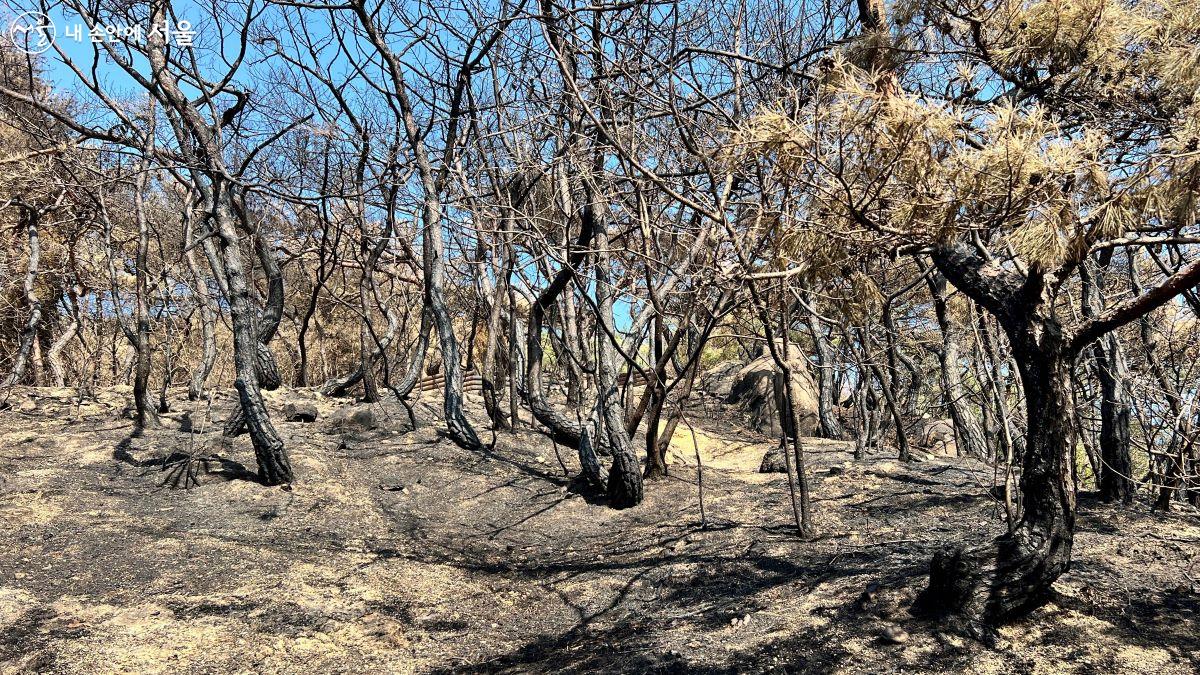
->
xmin=759 ymin=446 xmax=788 ymax=473
xmin=698 ymin=361 xmax=742 ymax=399
xmin=283 ymin=402 xmax=319 ymax=423
xmin=726 ymin=342 xmax=819 ymax=437
xmin=919 ymin=418 xmax=956 ymax=456
xmin=330 ymin=406 xmax=377 ymax=431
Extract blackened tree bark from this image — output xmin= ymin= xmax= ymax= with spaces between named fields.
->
xmin=525 ymin=193 xmax=604 ymax=451
xmin=3 ymin=205 xmax=44 ymax=388
xmin=804 ymin=306 xmax=845 ymax=439
xmin=917 ymin=244 xmax=1075 ymax=627
xmin=592 ymin=198 xmax=643 ymax=508
xmin=918 ymin=241 xmax=1200 ymax=628
xmin=1082 ymin=261 xmax=1134 ymax=503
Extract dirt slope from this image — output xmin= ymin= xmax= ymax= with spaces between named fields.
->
xmin=0 ymin=386 xmax=1196 ymax=673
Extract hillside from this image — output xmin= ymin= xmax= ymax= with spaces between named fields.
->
xmin=1 ymin=387 xmax=1196 ymax=674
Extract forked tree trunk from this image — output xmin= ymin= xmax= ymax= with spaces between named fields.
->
xmin=805 ymin=310 xmax=845 ymax=439
xmin=211 ymin=194 xmax=292 ymax=484
xmin=926 ymin=272 xmax=988 ymax=457
xmin=916 ymin=241 xmax=1084 ymax=628
xmin=593 ymin=205 xmax=643 ymax=508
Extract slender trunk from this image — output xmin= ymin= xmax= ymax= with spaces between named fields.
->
xmin=46 ymin=311 xmax=78 ymax=388
xmin=4 ymin=207 xmax=43 ymax=387
xmin=481 ymin=264 xmax=510 ymax=430
xmin=926 ymin=272 xmax=988 ymax=457
xmin=1082 ymin=263 xmax=1134 ymax=503
xmin=185 ymin=243 xmax=217 ymax=401
xmin=805 ymin=308 xmax=844 ymax=439
xmin=1094 ymin=333 xmax=1133 ymax=502
xmin=594 ymin=214 xmax=643 ymax=508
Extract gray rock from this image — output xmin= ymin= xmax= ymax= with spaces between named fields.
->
xmin=726 ymin=342 xmax=820 ymax=437
xmin=880 ymin=624 xmax=909 ymax=644
xmin=330 ymin=406 xmax=377 ymax=431
xmin=283 ymin=402 xmax=319 ymax=423
xmin=759 ymin=447 xmax=788 ymax=473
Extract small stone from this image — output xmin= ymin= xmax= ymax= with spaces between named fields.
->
xmin=881 ymin=624 xmax=909 ymax=644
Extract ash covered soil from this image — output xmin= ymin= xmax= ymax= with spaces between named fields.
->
xmin=0 ymin=386 xmax=1197 ymax=674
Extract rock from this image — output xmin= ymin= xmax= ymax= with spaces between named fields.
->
xmin=330 ymin=406 xmax=377 ymax=431
xmin=759 ymin=446 xmax=788 ymax=473
xmin=880 ymin=624 xmax=909 ymax=644
xmin=698 ymin=361 xmax=742 ymax=399
xmin=726 ymin=340 xmax=820 ymax=437
xmin=857 ymin=582 xmax=881 ymax=612
xmin=919 ymin=418 xmax=956 ymax=456
xmin=283 ymin=402 xmax=319 ymax=423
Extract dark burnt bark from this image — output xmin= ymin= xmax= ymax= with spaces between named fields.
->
xmin=1095 ymin=333 xmax=1133 ymax=502
xmin=212 ymin=195 xmax=292 ymax=484
xmin=525 ymin=199 xmax=605 ymax=451
xmin=3 ymin=206 xmax=43 ymax=387
xmin=917 ymin=243 xmax=1076 ymax=628
xmin=805 ymin=309 xmax=845 ymax=439
xmin=919 ymin=326 xmax=1075 ymax=627
xmin=593 ymin=196 xmax=643 ymax=508
xmin=481 ymin=257 xmax=511 ymax=430
xmin=1082 ymin=261 xmax=1134 ymax=503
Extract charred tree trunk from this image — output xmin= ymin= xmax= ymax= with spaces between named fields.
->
xmin=919 ymin=325 xmax=1075 ymax=628
xmin=4 ymin=206 xmax=44 ymax=388
xmin=593 ymin=204 xmax=643 ymax=508
xmin=805 ymin=309 xmax=845 ymax=440
xmin=918 ymin=244 xmax=1078 ymax=629
xmin=1082 ymin=261 xmax=1134 ymax=503
xmin=481 ymin=279 xmax=511 ymax=430
xmin=212 ymin=195 xmax=292 ymax=484
xmin=525 ymin=198 xmax=605 ymax=451
xmin=1094 ymin=333 xmax=1133 ymax=502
